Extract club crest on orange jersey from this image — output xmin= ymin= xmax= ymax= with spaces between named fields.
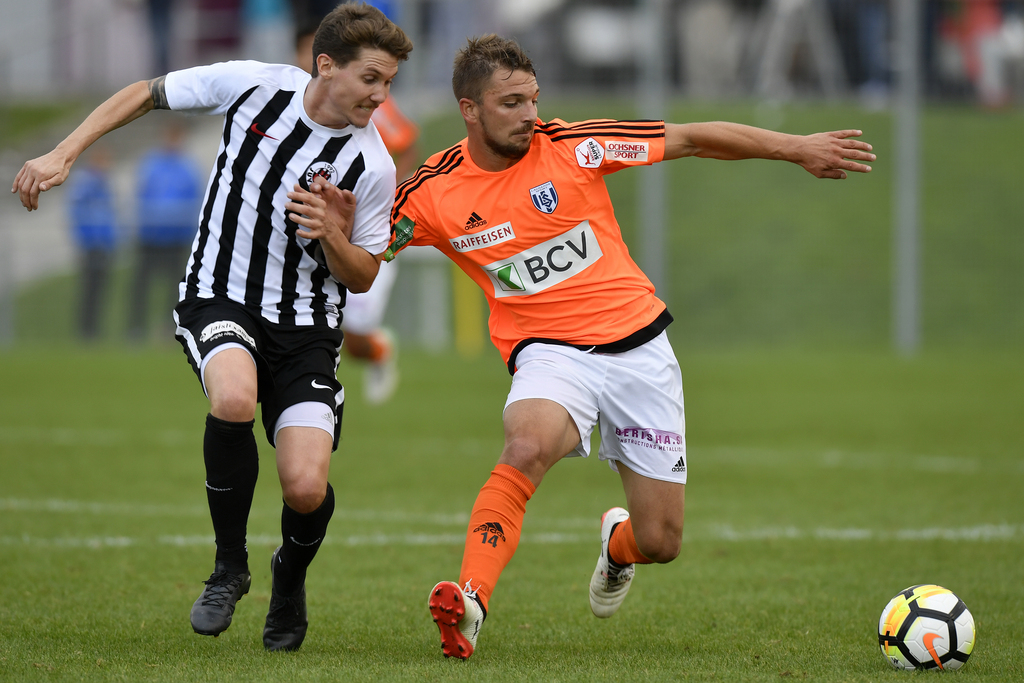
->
xmin=530 ymin=181 xmax=558 ymax=214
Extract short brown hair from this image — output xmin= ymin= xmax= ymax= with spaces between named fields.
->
xmin=311 ymin=3 xmax=413 ymax=76
xmin=452 ymin=35 xmax=536 ymax=102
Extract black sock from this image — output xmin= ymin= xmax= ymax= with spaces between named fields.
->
xmin=275 ymin=483 xmax=335 ymax=596
xmin=203 ymin=414 xmax=259 ymax=574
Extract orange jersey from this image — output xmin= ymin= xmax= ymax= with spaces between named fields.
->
xmin=387 ymin=118 xmax=668 ymax=366
xmin=371 ymin=98 xmax=419 ymax=155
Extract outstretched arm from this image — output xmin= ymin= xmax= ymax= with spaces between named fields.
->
xmin=664 ymin=122 xmax=875 ymax=179
xmin=11 ymin=77 xmax=169 ymax=211
xmin=285 ymin=181 xmax=382 ymax=293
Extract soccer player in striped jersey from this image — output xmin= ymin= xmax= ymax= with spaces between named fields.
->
xmin=377 ymin=35 xmax=876 ymax=659
xmin=295 ymin=4 xmax=421 ymax=404
xmin=13 ymin=3 xmax=412 ymax=652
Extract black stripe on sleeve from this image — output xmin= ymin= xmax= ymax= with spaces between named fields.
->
xmin=548 ymin=131 xmax=665 ymax=143
xmin=391 ymin=146 xmax=463 ymax=224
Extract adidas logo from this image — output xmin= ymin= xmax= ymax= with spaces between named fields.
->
xmin=472 ymin=521 xmax=506 ymax=541
xmin=671 ymin=457 xmax=686 ymax=473
xmin=465 ymin=211 xmax=487 ymax=230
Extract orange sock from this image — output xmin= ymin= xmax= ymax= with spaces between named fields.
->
xmin=608 ymin=517 xmax=652 ymax=566
xmin=458 ymin=464 xmax=535 ymax=611
xmin=366 ymin=332 xmax=391 ymax=363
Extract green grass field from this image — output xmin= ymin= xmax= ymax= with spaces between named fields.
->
xmin=2 ymin=98 xmax=1021 ymax=679
xmin=1 ymin=346 xmax=1021 ymax=681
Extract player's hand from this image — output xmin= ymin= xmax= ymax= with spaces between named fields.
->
xmin=286 ymin=181 xmax=356 ymax=242
xmin=796 ymin=130 xmax=875 ymax=180
xmin=11 ymin=149 xmax=73 ymax=211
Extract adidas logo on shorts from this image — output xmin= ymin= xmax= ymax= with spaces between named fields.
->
xmin=671 ymin=457 xmax=686 ymax=473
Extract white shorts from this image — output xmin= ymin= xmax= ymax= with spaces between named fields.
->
xmin=504 ymin=332 xmax=687 ymax=484
xmin=342 ymin=260 xmax=398 ymax=335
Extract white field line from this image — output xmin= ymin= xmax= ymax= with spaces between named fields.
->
xmin=4 ymin=425 xmax=1023 ymax=474
xmin=0 ymin=498 xmax=476 ymax=526
xmin=2 ymin=525 xmax=1020 ymax=549
xmin=0 ymin=495 xmax=1019 ymax=548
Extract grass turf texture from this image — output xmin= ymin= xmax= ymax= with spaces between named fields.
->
xmin=1 ymin=347 xmax=1022 ymax=681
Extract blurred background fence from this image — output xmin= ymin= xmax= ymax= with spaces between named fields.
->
xmin=0 ymin=0 xmax=1021 ymax=353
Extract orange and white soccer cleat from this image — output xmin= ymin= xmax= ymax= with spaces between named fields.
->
xmin=589 ymin=507 xmax=635 ymax=618
xmin=428 ymin=580 xmax=485 ymax=659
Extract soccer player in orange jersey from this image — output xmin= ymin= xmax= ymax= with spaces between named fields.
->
xmin=377 ymin=35 xmax=875 ymax=659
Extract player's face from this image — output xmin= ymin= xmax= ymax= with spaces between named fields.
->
xmin=319 ymin=47 xmax=399 ymax=129
xmin=476 ymin=70 xmax=538 ymax=161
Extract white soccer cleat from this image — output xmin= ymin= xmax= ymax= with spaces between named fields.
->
xmin=364 ymin=329 xmax=398 ymax=405
xmin=589 ymin=507 xmax=635 ymax=618
xmin=428 ymin=581 xmax=485 ymax=660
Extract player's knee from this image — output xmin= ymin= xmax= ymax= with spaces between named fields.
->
xmin=499 ymin=436 xmax=552 ymax=482
xmin=282 ymin=480 xmax=327 ymax=514
xmin=642 ymin=538 xmax=681 ymax=564
xmin=636 ymin=523 xmax=683 ymax=564
xmin=209 ymin=390 xmax=256 ymax=423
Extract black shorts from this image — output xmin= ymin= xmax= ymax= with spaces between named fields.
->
xmin=173 ymin=297 xmax=345 ymax=449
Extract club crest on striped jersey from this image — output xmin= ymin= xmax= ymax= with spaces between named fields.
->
xmin=574 ymin=137 xmax=604 ymax=168
xmin=300 ymin=161 xmax=339 ymax=190
xmin=530 ymin=181 xmax=558 ymax=214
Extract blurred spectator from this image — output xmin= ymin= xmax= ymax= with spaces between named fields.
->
xmin=977 ymin=2 xmax=1024 ymax=105
xmin=147 ymin=0 xmax=174 ymax=74
xmin=127 ymin=120 xmax=203 ymax=341
xmin=67 ymin=145 xmax=118 ymax=341
xmin=925 ymin=0 xmax=1024 ymax=104
xmin=828 ymin=0 xmax=891 ymax=105
xmin=243 ymin=0 xmax=294 ymax=63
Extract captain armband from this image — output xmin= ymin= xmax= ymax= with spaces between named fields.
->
xmin=384 ymin=214 xmax=415 ymax=262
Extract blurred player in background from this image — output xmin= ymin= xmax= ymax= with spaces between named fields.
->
xmin=127 ymin=119 xmax=203 ymax=342
xmin=66 ymin=144 xmax=118 ymax=341
xmin=14 ymin=3 xmax=411 ymax=652
xmin=295 ymin=0 xmax=418 ymax=404
xmin=377 ymin=35 xmax=875 ymax=660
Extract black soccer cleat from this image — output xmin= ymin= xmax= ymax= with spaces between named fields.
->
xmin=263 ymin=547 xmax=308 ymax=652
xmin=190 ymin=563 xmax=251 ymax=636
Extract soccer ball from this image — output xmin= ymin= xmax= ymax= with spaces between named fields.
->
xmin=877 ymin=584 xmax=976 ymax=670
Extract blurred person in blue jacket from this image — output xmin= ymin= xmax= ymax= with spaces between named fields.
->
xmin=127 ymin=120 xmax=203 ymax=341
xmin=67 ymin=144 xmax=118 ymax=340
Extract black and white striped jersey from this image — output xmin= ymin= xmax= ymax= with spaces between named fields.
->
xmin=165 ymin=61 xmax=395 ymax=328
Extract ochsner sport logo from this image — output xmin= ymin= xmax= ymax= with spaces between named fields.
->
xmin=483 ymin=220 xmax=603 ymax=298
xmin=606 ymin=140 xmax=649 ymax=162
